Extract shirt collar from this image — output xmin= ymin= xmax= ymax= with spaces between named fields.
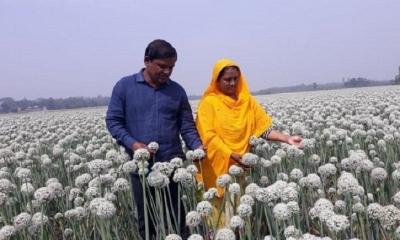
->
xmin=136 ymin=68 xmax=171 ymax=86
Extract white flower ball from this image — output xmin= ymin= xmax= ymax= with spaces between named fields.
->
xmin=240 ymin=194 xmax=255 ymax=206
xmin=228 ymin=165 xmax=244 ymax=176
xmin=326 ymin=214 xmax=350 ymax=233
xmin=229 ymin=215 xmax=244 ymax=229
xmin=147 ymin=142 xmax=159 ymax=152
xmin=133 ymin=148 xmax=150 ymax=162
xmin=216 ymin=174 xmax=232 ymax=188
xmin=273 ymin=203 xmax=291 ymax=221
xmin=196 ymin=201 xmax=213 ymax=217
xmin=188 ymin=234 xmax=204 ymax=240
xmin=165 ymin=234 xmax=182 ymax=240
xmin=185 ymin=211 xmax=201 ymax=227
xmin=242 ymin=153 xmax=258 ymax=166
xmin=214 ymin=228 xmax=236 ymax=240
xmin=367 ymin=203 xmax=383 ymax=220
xmin=237 ymin=203 xmax=252 ymax=218
xmin=228 ymin=183 xmax=241 ymax=195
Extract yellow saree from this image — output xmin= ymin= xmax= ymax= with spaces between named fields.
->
xmin=196 ymin=58 xmax=273 ymax=196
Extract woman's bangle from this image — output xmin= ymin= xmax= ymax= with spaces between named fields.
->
xmin=263 ymin=127 xmax=273 ymax=140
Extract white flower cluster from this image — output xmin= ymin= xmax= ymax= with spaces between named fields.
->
xmin=290 ymin=168 xmax=304 ymax=181
xmin=0 ymin=225 xmax=16 ymax=240
xmin=240 ymin=194 xmax=255 ymax=206
xmin=245 ymin=183 xmax=260 ymax=198
xmin=193 ymin=149 xmax=206 ymax=160
xmin=147 ymin=170 xmax=169 ymax=188
xmin=317 ymin=163 xmax=337 ymax=180
xmin=196 ymin=201 xmax=213 ymax=217
xmin=147 ymin=142 xmax=159 ymax=153
xmin=133 ymin=148 xmax=150 ymax=162
xmin=165 ymin=233 xmax=182 ymax=240
xmin=370 ymin=167 xmax=388 ymax=184
xmin=186 ymin=164 xmax=198 ymax=175
xmin=112 ymin=178 xmax=130 ymax=192
xmin=187 ymin=234 xmax=204 ymax=240
xmin=185 ymin=211 xmax=201 ymax=227
xmin=241 ymin=153 xmax=259 ymax=166
xmin=299 ymin=173 xmax=322 ymax=189
xmin=87 ymin=159 xmax=112 ymax=175
xmin=64 ymin=207 xmax=88 ymax=221
xmin=309 ymin=198 xmax=334 ymax=221
xmin=340 ymin=150 xmax=368 ymax=171
xmin=337 ymin=171 xmax=361 ymax=196
xmin=283 ymin=225 xmax=302 ymax=239
xmin=273 ymin=203 xmax=292 ymax=221
xmin=228 ymin=183 xmax=241 ymax=195
xmin=228 ymin=165 xmax=244 ymax=176
xmin=34 ymin=187 xmax=55 ymax=203
xmin=13 ymin=212 xmax=31 ymax=231
xmin=203 ymin=187 xmax=218 ymax=200
xmin=229 ymin=215 xmax=244 ymax=229
xmin=237 ymin=203 xmax=252 ymax=218
xmin=379 ymin=205 xmax=400 ymax=230
xmin=214 ymin=228 xmax=236 ymax=240
xmin=325 ymin=214 xmax=350 ymax=233
xmin=216 ymin=174 xmax=232 ymax=188
xmin=152 ymin=162 xmax=174 ymax=177
xmin=173 ymin=168 xmax=194 ymax=188
xmin=122 ymin=160 xmax=137 ymax=173
xmin=89 ymin=197 xmax=116 ymax=219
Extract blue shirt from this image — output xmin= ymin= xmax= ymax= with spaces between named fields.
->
xmin=106 ymin=70 xmax=202 ymax=162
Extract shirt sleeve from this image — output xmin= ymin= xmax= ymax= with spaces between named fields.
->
xmin=178 ymin=91 xmax=203 ymax=150
xmin=196 ymin=99 xmax=232 ymax=158
xmin=105 ymin=80 xmax=138 ymax=150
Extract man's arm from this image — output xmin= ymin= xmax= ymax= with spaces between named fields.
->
xmin=105 ymin=81 xmax=139 ymax=151
xmin=178 ymin=92 xmax=203 ymax=150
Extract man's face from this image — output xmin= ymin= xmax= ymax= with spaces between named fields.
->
xmin=144 ymin=57 xmax=176 ymax=85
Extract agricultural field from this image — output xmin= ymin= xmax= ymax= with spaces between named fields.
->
xmin=1 ymin=85 xmax=400 ymax=240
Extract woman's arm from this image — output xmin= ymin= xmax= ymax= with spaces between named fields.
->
xmin=265 ymin=130 xmax=303 ymax=148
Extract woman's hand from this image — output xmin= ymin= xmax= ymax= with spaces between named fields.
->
xmin=230 ymin=152 xmax=250 ymax=168
xmin=267 ymin=130 xmax=303 ymax=149
xmin=287 ymin=136 xmax=303 ymax=148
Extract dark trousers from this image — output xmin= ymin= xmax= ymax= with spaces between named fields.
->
xmin=130 ymin=173 xmax=188 ymax=240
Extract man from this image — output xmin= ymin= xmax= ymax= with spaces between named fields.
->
xmin=106 ymin=39 xmax=203 ymax=239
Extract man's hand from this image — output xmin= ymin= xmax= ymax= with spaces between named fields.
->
xmin=287 ymin=136 xmax=303 ymax=148
xmin=132 ymin=142 xmax=148 ymax=151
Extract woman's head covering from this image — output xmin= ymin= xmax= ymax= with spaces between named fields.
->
xmin=196 ymin=58 xmax=273 ymax=196
xmin=201 ymin=58 xmax=250 ymax=108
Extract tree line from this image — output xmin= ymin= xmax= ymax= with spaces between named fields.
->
xmin=0 ymin=96 xmax=110 ymax=114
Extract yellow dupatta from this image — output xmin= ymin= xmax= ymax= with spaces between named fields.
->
xmin=196 ymin=58 xmax=273 ymax=195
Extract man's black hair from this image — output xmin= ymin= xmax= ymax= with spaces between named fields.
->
xmin=144 ymin=39 xmax=177 ymax=60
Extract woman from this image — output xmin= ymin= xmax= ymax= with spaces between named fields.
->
xmin=196 ymin=58 xmax=302 ymax=195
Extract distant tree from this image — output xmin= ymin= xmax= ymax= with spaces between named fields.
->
xmin=344 ymin=77 xmax=371 ymax=88
xmin=395 ymin=66 xmax=400 ymax=85
xmin=17 ymin=98 xmax=30 ymax=111
xmin=0 ymin=98 xmax=18 ymax=113
xmin=313 ymin=82 xmax=318 ymax=90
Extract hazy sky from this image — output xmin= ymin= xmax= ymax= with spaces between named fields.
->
xmin=1 ymin=0 xmax=400 ymax=100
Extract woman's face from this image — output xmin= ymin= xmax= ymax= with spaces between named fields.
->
xmin=217 ymin=67 xmax=240 ymax=98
